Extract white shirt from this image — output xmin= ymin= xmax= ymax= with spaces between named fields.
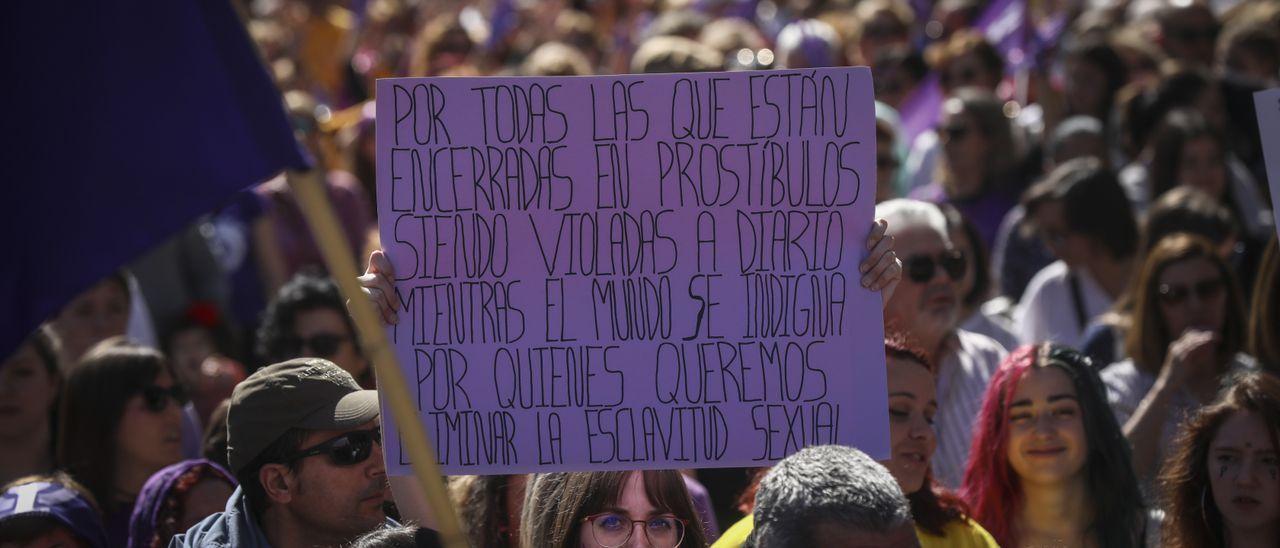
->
xmin=1015 ymin=261 xmax=1113 ymax=349
xmin=932 ymin=329 xmax=1007 ymax=489
xmin=960 ymin=298 xmax=1020 ymax=352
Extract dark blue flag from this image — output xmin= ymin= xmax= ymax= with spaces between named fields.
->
xmin=2 ymin=0 xmax=311 ymax=359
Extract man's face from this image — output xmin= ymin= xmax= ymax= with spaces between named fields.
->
xmin=286 ymin=420 xmax=388 ymax=542
xmin=883 ymin=225 xmax=959 ymax=347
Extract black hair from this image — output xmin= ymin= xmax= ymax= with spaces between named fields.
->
xmin=234 ymin=427 xmax=309 ymax=522
xmin=1024 ymin=157 xmax=1138 ymax=261
xmin=255 ymin=272 xmax=356 ymax=367
xmin=1039 ymin=345 xmax=1147 ymax=548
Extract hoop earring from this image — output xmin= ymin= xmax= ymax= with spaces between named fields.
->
xmin=1200 ymin=485 xmax=1211 ymax=529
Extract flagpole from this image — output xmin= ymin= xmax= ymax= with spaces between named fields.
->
xmin=289 ymin=170 xmax=469 ymax=548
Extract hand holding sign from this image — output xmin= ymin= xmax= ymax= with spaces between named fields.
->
xmin=375 ymin=67 xmax=892 ymax=474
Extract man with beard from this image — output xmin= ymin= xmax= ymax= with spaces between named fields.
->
xmin=174 ymin=358 xmax=393 ymax=547
xmin=876 ymin=199 xmax=1006 ymax=489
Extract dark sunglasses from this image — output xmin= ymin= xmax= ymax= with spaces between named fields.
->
xmin=141 ymin=385 xmax=187 ymax=413
xmin=877 ymin=154 xmax=901 ymax=169
xmin=284 ymin=333 xmax=349 ymax=359
xmin=1157 ymin=278 xmax=1224 ymax=306
xmin=904 ymin=250 xmax=966 ymax=283
xmin=285 ymin=427 xmax=382 ymax=466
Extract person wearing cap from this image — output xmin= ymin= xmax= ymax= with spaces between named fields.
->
xmin=0 ymin=472 xmax=109 ymax=548
xmin=172 ymin=358 xmax=392 ymax=548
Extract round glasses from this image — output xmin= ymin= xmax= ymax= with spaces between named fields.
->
xmin=582 ymin=512 xmax=687 ymax=548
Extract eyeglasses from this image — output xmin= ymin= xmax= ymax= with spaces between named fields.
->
xmin=904 ymin=250 xmax=966 ymax=283
xmin=285 ymin=427 xmax=381 ymax=466
xmin=1157 ymin=278 xmax=1224 ymax=306
xmin=582 ymin=512 xmax=687 ymax=548
xmin=141 ymin=385 xmax=187 ymax=413
xmin=283 ymin=333 xmax=349 ymax=359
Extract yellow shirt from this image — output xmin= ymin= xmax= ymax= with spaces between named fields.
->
xmin=710 ymin=515 xmax=1000 ymax=548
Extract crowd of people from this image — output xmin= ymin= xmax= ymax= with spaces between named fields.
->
xmin=3 ymin=0 xmax=1280 ymax=546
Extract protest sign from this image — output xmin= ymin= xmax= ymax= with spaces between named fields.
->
xmin=1255 ymin=88 xmax=1280 ymax=237
xmin=375 ymin=68 xmax=889 ymax=474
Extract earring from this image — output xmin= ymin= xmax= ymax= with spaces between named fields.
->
xmin=1200 ymin=485 xmax=1211 ymax=529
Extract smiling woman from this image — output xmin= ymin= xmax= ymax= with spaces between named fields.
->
xmin=961 ymin=344 xmax=1145 ymax=548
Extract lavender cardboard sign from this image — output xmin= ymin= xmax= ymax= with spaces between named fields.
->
xmin=375 ymin=68 xmax=889 ymax=474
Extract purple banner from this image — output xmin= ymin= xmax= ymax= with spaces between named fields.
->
xmin=375 ymin=68 xmax=889 ymax=474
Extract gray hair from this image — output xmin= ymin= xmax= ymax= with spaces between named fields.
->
xmin=874 ymin=198 xmax=949 ymax=241
xmin=746 ymin=445 xmax=913 ymax=547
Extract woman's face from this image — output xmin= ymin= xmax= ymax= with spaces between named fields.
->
xmin=51 ymin=279 xmax=129 ymax=362
xmin=882 ymin=356 xmax=938 ymax=495
xmin=116 ymin=370 xmax=184 ymax=487
xmin=1005 ymin=366 xmax=1088 ymax=487
xmin=940 ymin=110 xmax=989 ymax=197
xmin=1178 ymin=136 xmax=1227 ymax=200
xmin=1208 ymin=411 xmax=1280 ymax=533
xmin=875 ymin=128 xmax=900 ymax=203
xmin=1157 ymin=257 xmax=1227 ymax=339
xmin=578 ymin=473 xmax=684 ymax=548
xmin=0 ymin=343 xmax=59 ymax=439
xmin=1031 ymin=200 xmax=1093 ymax=269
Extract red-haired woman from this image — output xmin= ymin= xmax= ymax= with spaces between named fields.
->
xmin=1159 ymin=371 xmax=1280 ymax=547
xmin=961 ymin=344 xmax=1146 ymax=547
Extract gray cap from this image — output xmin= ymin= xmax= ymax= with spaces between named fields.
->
xmin=226 ymin=358 xmax=379 ymax=475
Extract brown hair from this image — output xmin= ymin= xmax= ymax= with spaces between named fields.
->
xmin=1248 ymin=238 xmax=1280 ymax=371
xmin=1159 ymin=372 xmax=1280 ymax=547
xmin=520 ymin=470 xmax=708 ymax=548
xmin=56 ymin=339 xmax=171 ymax=511
xmin=1124 ymin=234 xmax=1245 ymax=375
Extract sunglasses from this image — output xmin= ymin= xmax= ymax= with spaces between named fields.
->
xmin=283 ymin=333 xmax=349 ymax=359
xmin=141 ymin=385 xmax=187 ymax=413
xmin=904 ymin=250 xmax=966 ymax=283
xmin=877 ymin=154 xmax=901 ymax=169
xmin=285 ymin=427 xmax=382 ymax=466
xmin=1157 ymin=278 xmax=1224 ymax=306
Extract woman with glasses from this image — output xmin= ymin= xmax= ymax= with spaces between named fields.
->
xmin=909 ymin=88 xmax=1024 ymax=253
xmin=1158 ymin=371 xmax=1280 ymax=547
xmin=1101 ymin=234 xmax=1255 ymax=487
xmin=57 ymin=339 xmax=187 ymax=546
xmin=521 ymin=469 xmax=707 ymax=548
xmin=962 ymin=344 xmax=1146 ymax=547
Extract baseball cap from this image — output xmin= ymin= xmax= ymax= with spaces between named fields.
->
xmin=227 ymin=358 xmax=379 ymax=475
xmin=0 ymin=480 xmax=109 ymax=548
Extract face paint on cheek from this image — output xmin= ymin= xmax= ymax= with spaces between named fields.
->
xmin=1220 ymin=464 xmax=1229 ymax=479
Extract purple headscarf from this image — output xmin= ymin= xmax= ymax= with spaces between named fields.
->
xmin=126 ymin=459 xmax=235 ymax=548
